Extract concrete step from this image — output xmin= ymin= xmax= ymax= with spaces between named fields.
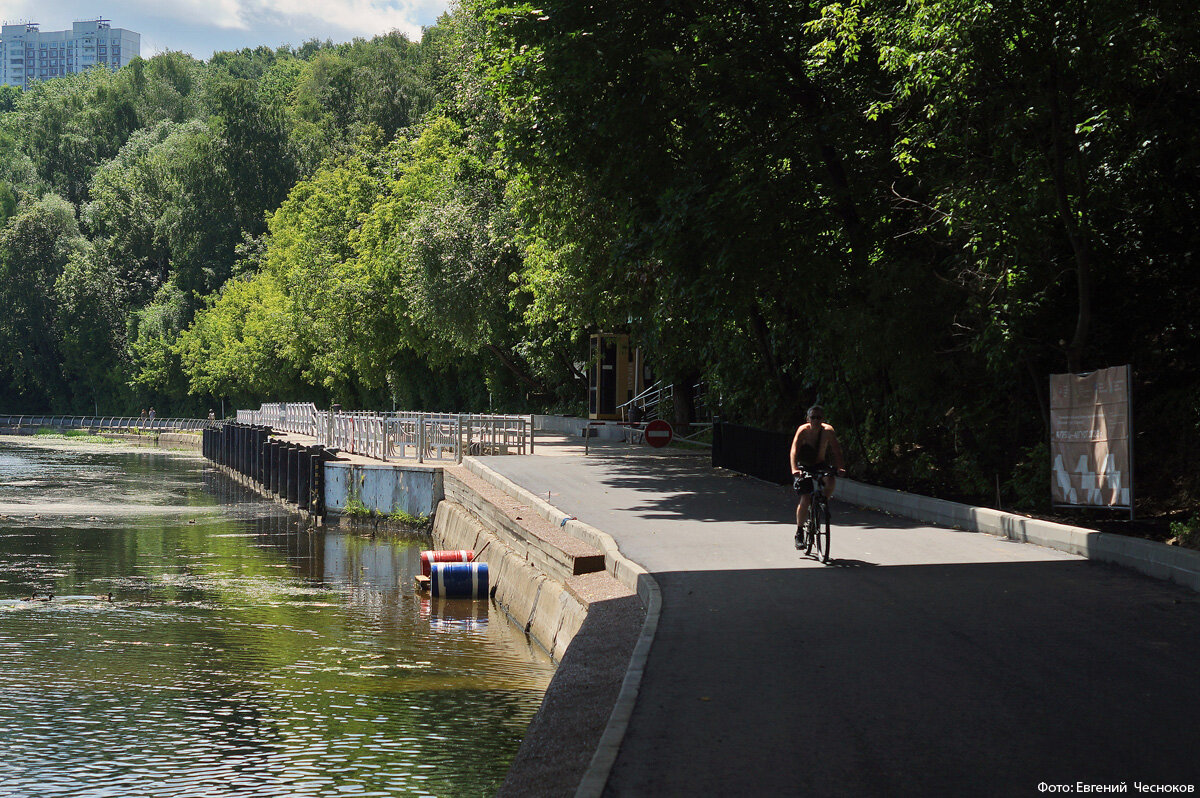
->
xmin=442 ymin=466 xmax=606 ymax=582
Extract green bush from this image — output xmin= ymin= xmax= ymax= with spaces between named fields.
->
xmin=1007 ymin=442 xmax=1052 ymax=513
xmin=1170 ymin=514 xmax=1200 ymax=547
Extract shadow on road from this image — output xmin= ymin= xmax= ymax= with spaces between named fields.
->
xmin=609 ymin=559 xmax=1200 ymax=796
xmin=824 ymin=557 xmax=877 ymax=568
xmin=589 ymin=455 xmax=963 ymax=535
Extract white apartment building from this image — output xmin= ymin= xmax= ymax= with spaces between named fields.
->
xmin=1 ymin=18 xmax=140 ymax=88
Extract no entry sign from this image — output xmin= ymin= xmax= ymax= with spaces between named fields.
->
xmin=644 ymin=419 xmax=674 ymax=448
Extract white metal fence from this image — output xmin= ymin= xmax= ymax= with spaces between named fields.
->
xmin=0 ymin=415 xmax=217 ymax=432
xmin=236 ymin=403 xmax=532 ymax=463
xmin=237 ymin=402 xmax=320 ymax=436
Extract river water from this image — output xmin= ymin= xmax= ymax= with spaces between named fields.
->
xmin=0 ymin=434 xmax=555 ymax=798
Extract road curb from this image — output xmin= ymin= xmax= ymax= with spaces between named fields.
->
xmin=462 ymin=457 xmax=662 ymax=798
xmin=838 ymin=478 xmax=1200 ymax=592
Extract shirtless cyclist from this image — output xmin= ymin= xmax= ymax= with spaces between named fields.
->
xmin=789 ymin=404 xmax=846 ymax=548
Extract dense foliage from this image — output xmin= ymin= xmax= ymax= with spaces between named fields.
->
xmin=1 ymin=2 xmax=1197 ymax=514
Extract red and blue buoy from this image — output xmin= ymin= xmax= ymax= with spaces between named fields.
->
xmin=429 ymin=562 xmax=489 ymax=599
xmin=420 ymin=549 xmax=474 ymax=576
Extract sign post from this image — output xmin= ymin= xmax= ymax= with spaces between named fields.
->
xmin=1049 ymin=364 xmax=1134 ymax=519
xmin=644 ymin=419 xmax=674 ymax=448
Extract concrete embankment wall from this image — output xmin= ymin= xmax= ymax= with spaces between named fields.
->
xmin=432 ymin=466 xmax=625 ymax=661
xmin=0 ymin=427 xmax=202 ymax=451
xmin=324 ymin=462 xmax=443 ymax=519
xmin=435 ymin=502 xmax=587 ymax=661
xmin=534 ymin=414 xmax=628 ymax=441
xmin=432 ymin=462 xmax=650 ymax=798
xmin=100 ymin=431 xmax=202 ymax=450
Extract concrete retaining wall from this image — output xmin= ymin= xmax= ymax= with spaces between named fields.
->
xmin=0 ymin=428 xmax=203 ymax=450
xmin=324 ymin=462 xmax=443 ymax=518
xmin=443 ymin=472 xmax=605 ymax=582
xmin=98 ymin=431 xmax=202 ymax=450
xmin=534 ymin=414 xmax=627 ymax=441
xmin=434 ymin=501 xmax=590 ymax=662
xmin=838 ymin=478 xmax=1200 ymax=592
xmin=158 ymin=432 xmax=202 ymax=450
xmin=0 ymin=427 xmax=201 ymax=451
xmin=457 ymin=458 xmax=660 ymax=798
xmin=462 ymin=458 xmax=652 ymax=600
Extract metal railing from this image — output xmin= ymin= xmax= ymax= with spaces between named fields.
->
xmin=618 ymin=381 xmax=670 ymax=423
xmin=0 ymin=415 xmax=217 ymax=432
xmin=237 ymin=402 xmax=318 ymax=436
xmin=236 ymin=404 xmax=532 ymax=463
xmin=616 ymin=380 xmax=713 ymax=448
xmin=617 ymin=380 xmax=713 ymax=424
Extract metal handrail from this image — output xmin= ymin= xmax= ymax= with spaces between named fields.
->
xmin=235 ymin=404 xmax=534 ymax=463
xmin=618 ymin=381 xmax=670 ymax=422
xmin=0 ymin=415 xmax=218 ymax=432
xmin=617 ymin=380 xmax=714 ymax=425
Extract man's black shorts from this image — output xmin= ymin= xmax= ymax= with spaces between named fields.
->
xmin=793 ymin=469 xmax=823 ymax=495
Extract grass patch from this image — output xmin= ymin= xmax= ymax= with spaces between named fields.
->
xmin=344 ymin=496 xmax=373 ymax=518
xmin=32 ymin=429 xmax=118 ymax=443
xmin=388 ymin=508 xmax=432 ymax=530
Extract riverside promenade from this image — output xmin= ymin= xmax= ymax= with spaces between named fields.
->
xmin=474 ymin=434 xmax=1200 ymax=796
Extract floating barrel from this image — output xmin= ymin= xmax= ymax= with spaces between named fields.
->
xmin=429 ymin=562 xmax=488 ymax=599
xmin=421 ymin=549 xmax=474 ymax=576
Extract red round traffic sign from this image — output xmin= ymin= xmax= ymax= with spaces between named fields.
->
xmin=644 ymin=419 xmax=674 ymax=448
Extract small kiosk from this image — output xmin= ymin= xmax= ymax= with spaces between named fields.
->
xmin=588 ymin=334 xmax=646 ymax=420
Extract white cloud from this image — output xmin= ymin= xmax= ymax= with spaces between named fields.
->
xmin=0 ymin=0 xmax=452 ymax=57
xmin=0 ymin=0 xmax=247 ymax=32
xmin=142 ymin=0 xmax=449 ymax=40
xmin=134 ymin=0 xmax=248 ymax=30
xmin=246 ymin=0 xmax=447 ymax=40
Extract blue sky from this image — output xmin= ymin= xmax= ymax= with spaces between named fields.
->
xmin=0 ymin=0 xmax=454 ymax=60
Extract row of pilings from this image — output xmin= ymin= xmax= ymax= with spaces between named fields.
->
xmin=202 ymin=423 xmax=337 ymax=520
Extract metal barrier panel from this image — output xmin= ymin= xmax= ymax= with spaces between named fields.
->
xmin=711 ymin=420 xmax=792 ymax=485
xmin=233 ymin=405 xmax=534 ymax=464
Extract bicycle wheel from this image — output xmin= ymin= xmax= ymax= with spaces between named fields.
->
xmin=803 ymin=512 xmax=817 ymax=556
xmin=813 ymin=501 xmax=831 ymax=564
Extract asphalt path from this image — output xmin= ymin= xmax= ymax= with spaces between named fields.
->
xmin=480 ymin=437 xmax=1200 ymax=796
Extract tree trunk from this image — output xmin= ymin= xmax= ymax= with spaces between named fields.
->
xmin=672 ymin=376 xmax=699 ymax=430
xmin=745 ymin=302 xmax=798 ymax=405
xmin=1048 ymin=58 xmax=1094 ymax=375
xmin=485 ymin=343 xmax=544 ymax=391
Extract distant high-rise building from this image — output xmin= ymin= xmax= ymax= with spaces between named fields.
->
xmin=1 ymin=18 xmax=140 ymax=89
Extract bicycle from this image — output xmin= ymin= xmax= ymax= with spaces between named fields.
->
xmin=793 ymin=467 xmax=832 ymax=564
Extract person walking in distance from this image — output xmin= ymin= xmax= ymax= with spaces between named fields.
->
xmin=790 ymin=405 xmax=846 ymax=548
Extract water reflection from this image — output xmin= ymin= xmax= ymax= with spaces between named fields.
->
xmin=0 ymin=435 xmax=554 ymax=797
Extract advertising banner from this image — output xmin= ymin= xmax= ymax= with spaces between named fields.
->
xmin=1049 ymin=364 xmax=1132 ymax=509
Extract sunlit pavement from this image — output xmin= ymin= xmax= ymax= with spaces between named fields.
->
xmin=479 ymin=435 xmax=1200 ymax=795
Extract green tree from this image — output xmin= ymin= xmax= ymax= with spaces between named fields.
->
xmin=0 ymin=194 xmax=85 ymax=409
xmin=2 ymin=68 xmax=140 ymax=205
xmin=127 ymin=283 xmax=195 ymax=413
xmin=56 ymin=249 xmax=132 ymax=413
xmin=469 ymin=0 xmax=903 ymax=426
xmin=176 ymin=271 xmax=302 ymax=403
xmin=0 ymin=84 xmax=19 ymax=113
xmin=847 ymin=0 xmax=1200 ymax=497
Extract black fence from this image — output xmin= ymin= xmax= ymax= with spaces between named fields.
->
xmin=202 ymin=423 xmax=338 ymax=519
xmin=712 ymin=419 xmax=793 ymax=485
